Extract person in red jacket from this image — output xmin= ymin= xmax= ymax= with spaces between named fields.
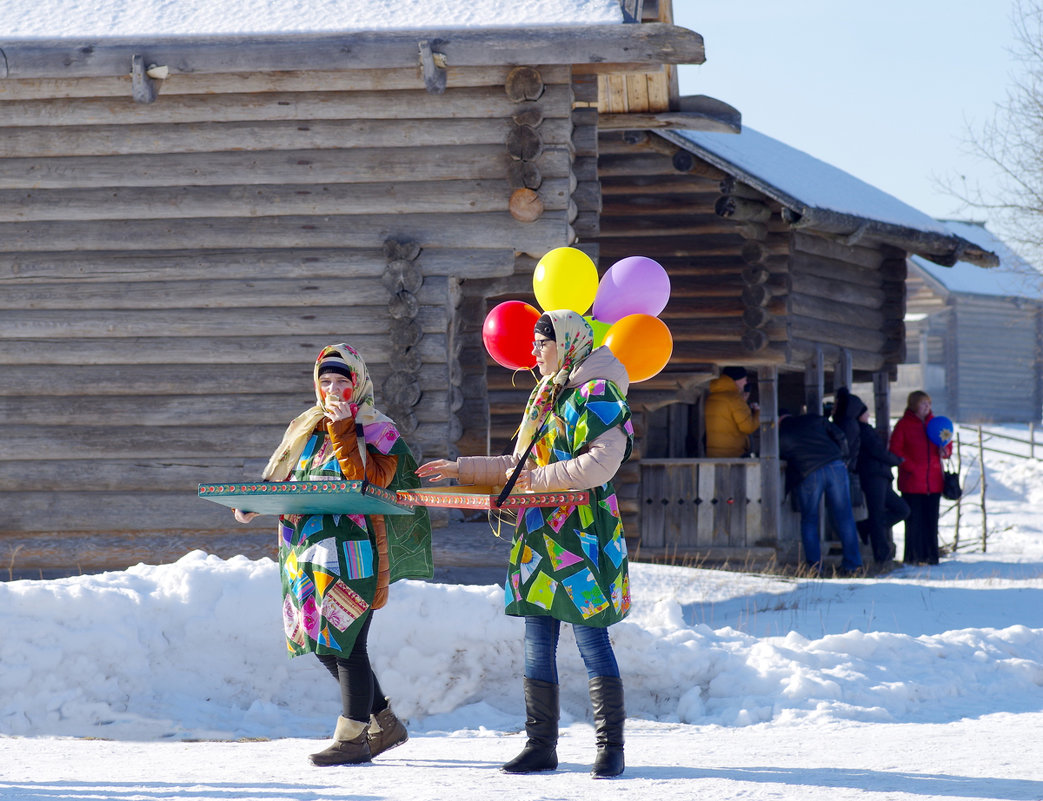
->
xmin=888 ymin=390 xmax=952 ymax=565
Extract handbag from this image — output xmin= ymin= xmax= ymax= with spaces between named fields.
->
xmin=942 ymin=461 xmax=962 ymax=501
xmin=849 ymin=472 xmax=869 ymax=522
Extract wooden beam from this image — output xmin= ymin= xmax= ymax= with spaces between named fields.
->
xmin=0 ymin=24 xmax=705 ymax=79
xmin=0 ymin=66 xmax=575 ymax=101
xmin=0 ymin=180 xmax=571 ymax=223
xmin=757 ymin=365 xmax=781 ymax=547
xmin=0 ymin=146 xmax=572 ymax=190
xmin=598 ymin=110 xmax=739 ymax=133
xmin=873 ymin=371 xmax=891 ymax=438
xmin=0 ymin=304 xmax=449 ymax=340
xmin=0 ymin=118 xmax=575 ymax=159
xmin=0 ymin=87 xmax=575 ymax=128
xmin=0 ymin=275 xmax=451 ymax=311
xmin=0 ymin=361 xmax=450 ymax=397
xmin=0 ymin=334 xmax=448 ymax=367
xmin=0 ymin=247 xmax=515 ymax=283
xmin=788 ymin=338 xmax=885 ymax=373
xmin=804 ymin=347 xmax=824 ymax=415
xmin=0 ymin=212 xmax=571 ymax=254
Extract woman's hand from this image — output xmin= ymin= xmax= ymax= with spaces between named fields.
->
xmin=233 ymin=509 xmax=260 ymax=524
xmin=416 ymin=459 xmax=460 ymax=482
xmin=510 ymin=469 xmax=534 ymax=492
xmin=324 ymin=397 xmax=358 ymax=423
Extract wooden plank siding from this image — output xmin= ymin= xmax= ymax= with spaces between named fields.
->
xmin=903 ymin=263 xmax=1043 ymax=423
xmin=952 ymin=301 xmax=1040 ymax=422
xmin=0 ymin=63 xmax=580 ymax=573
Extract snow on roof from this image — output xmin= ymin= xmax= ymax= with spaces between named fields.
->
xmin=1 ymin=0 xmax=623 ymax=39
xmin=671 ymin=126 xmax=955 ymax=236
xmin=913 ymin=220 xmax=1043 ymax=300
xmin=662 ymin=126 xmax=998 ymax=267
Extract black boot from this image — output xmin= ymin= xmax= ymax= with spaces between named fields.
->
xmin=589 ymin=676 xmax=625 ymax=778
xmin=501 ymin=678 xmax=558 ymax=773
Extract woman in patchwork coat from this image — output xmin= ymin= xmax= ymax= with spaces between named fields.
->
xmin=417 ymin=310 xmax=633 ymax=779
xmin=234 ymin=344 xmax=432 ymax=766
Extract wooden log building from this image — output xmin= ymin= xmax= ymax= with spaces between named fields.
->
xmin=899 ymin=220 xmax=1043 ymax=423
xmin=0 ymin=4 xmax=743 ymax=577
xmin=510 ymin=125 xmax=995 ymax=568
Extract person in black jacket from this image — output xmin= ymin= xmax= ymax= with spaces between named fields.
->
xmin=831 ymin=388 xmax=863 ymax=475
xmin=855 ymin=407 xmax=910 ymax=565
xmin=779 ymin=411 xmax=864 ymax=576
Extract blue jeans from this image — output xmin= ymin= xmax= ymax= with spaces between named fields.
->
xmin=796 ymin=459 xmax=863 ymax=572
xmin=523 ymin=616 xmax=619 ymax=684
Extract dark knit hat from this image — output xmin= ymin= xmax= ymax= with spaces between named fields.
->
xmin=317 ymin=352 xmax=354 ymax=380
xmin=722 ymin=365 xmax=747 ymax=381
xmin=534 ymin=314 xmax=556 ymax=341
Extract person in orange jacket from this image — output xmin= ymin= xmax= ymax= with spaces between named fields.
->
xmin=704 ymin=366 xmax=760 ymax=457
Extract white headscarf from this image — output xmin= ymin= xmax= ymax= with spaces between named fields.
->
xmin=261 ymin=343 xmax=399 ymax=481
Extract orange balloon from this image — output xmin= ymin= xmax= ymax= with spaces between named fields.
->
xmin=602 ymin=314 xmax=673 ymax=383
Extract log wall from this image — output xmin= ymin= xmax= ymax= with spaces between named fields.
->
xmin=589 ymin=131 xmax=911 ymax=559
xmin=0 ymin=64 xmax=578 ymax=575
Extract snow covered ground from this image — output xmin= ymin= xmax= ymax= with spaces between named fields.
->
xmin=1 ymin=428 xmax=1042 ymax=800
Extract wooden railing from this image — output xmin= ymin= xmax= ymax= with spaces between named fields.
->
xmin=968 ymin=423 xmax=1043 ymax=460
xmin=637 ymin=458 xmax=801 ymax=565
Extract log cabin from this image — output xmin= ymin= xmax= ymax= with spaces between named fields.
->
xmin=0 ymin=1 xmax=740 ymax=577
xmin=488 ymin=125 xmax=999 ymax=568
xmin=899 ymin=220 xmax=1043 ymax=423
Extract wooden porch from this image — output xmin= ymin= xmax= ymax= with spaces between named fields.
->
xmin=637 ymin=458 xmax=800 ymax=566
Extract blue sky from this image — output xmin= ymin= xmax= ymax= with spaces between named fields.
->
xmin=674 ymin=1 xmax=1018 ymax=226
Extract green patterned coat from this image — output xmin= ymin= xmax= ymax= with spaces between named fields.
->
xmin=278 ymin=432 xmax=431 ymax=658
xmin=504 ymin=375 xmax=634 ymax=626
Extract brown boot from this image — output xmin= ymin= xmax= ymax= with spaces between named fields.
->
xmin=368 ymin=700 xmax=408 ymax=758
xmin=309 ymin=716 xmax=372 ymax=766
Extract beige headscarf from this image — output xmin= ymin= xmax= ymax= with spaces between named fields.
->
xmin=261 ymin=344 xmax=399 ymax=481
xmin=514 ymin=310 xmax=594 ymax=458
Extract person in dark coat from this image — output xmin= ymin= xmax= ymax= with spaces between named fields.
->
xmin=855 ymin=407 xmax=909 ymax=564
xmin=889 ymin=390 xmax=951 ymax=565
xmin=779 ymin=411 xmax=864 ymax=576
xmin=831 ymin=388 xmax=863 ymax=475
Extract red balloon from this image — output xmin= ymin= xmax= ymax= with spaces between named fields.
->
xmin=483 ymin=301 xmax=541 ymax=370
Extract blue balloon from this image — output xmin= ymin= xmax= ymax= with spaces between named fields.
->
xmin=926 ymin=416 xmax=955 ymax=446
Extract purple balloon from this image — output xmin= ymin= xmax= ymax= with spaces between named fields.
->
xmin=592 ymin=256 xmax=671 ymax=324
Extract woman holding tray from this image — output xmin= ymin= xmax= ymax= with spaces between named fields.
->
xmin=417 ymin=310 xmax=633 ymax=779
xmin=233 ymin=344 xmax=432 ymax=766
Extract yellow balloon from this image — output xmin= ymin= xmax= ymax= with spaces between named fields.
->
xmin=533 ymin=247 xmax=599 ymax=314
xmin=603 ymin=314 xmax=673 ymax=383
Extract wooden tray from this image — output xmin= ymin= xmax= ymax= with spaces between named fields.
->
xmin=397 ymin=485 xmax=589 ymax=510
xmin=198 ymin=480 xmax=414 ymax=516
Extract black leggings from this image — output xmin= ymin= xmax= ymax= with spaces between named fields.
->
xmin=315 ymin=613 xmax=389 ymax=722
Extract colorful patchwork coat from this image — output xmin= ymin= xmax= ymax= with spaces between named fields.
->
xmin=278 ymin=419 xmax=432 ymax=658
xmin=459 ymin=347 xmax=634 ymax=627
